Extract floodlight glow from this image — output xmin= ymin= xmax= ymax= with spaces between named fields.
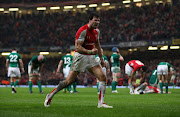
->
xmin=125 ymin=5 xmax=130 ymax=7
xmin=123 ymin=1 xmax=131 ymax=3
xmin=4 ymin=11 xmax=9 ymax=13
xmin=148 ymin=46 xmax=158 ymax=50
xmin=89 ymin=4 xmax=97 ymax=7
xmin=128 ymin=49 xmax=133 ymax=52
xmin=146 ymin=2 xmax=150 ymax=5
xmin=50 ymin=7 xmax=60 ymax=10
xmin=64 ymin=6 xmax=73 ymax=9
xmin=1 ymin=52 xmax=10 ymax=56
xmin=37 ymin=7 xmax=46 ymax=10
xmin=9 ymin=8 xmax=19 ymax=11
xmin=160 ymin=46 xmax=168 ymax=50
xmin=58 ymin=52 xmax=62 ymax=54
xmin=133 ymin=48 xmax=137 ymax=51
xmin=77 ymin=5 xmax=86 ymax=8
xmin=0 ymin=8 xmax=4 ymax=11
xmin=133 ymin=0 xmax=141 ymax=2
xmin=39 ymin=52 xmax=49 ymax=55
xmin=170 ymin=46 xmax=179 ymax=49
xmin=155 ymin=1 xmax=163 ymax=3
xmin=109 ymin=6 xmax=115 ymax=9
xmin=102 ymin=3 xmax=110 ymax=6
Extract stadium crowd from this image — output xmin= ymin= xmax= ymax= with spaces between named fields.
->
xmin=0 ymin=3 xmax=180 ymax=48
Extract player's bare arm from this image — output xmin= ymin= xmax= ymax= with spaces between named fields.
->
xmin=30 ymin=63 xmax=34 ymax=74
xmin=169 ymin=68 xmax=173 ymax=81
xmin=19 ymin=59 xmax=25 ymax=73
xmin=6 ymin=60 xmax=9 ymax=73
xmin=140 ymin=72 xmax=145 ymax=84
xmin=130 ymin=71 xmax=136 ymax=80
xmin=39 ymin=63 xmax=44 ymax=72
xmin=95 ymin=39 xmax=105 ymax=67
xmin=75 ymin=40 xmax=97 ymax=55
xmin=56 ymin=60 xmax=63 ymax=75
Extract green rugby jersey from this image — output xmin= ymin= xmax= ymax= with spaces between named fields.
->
xmin=7 ymin=52 xmax=22 ymax=67
xmin=61 ymin=54 xmax=73 ymax=68
xmin=28 ymin=55 xmax=46 ymax=69
xmin=158 ymin=62 xmax=172 ymax=70
xmin=110 ymin=53 xmax=120 ymax=67
xmin=149 ymin=69 xmax=158 ymax=84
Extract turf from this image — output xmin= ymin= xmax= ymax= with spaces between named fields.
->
xmin=0 ymin=87 xmax=180 ymax=117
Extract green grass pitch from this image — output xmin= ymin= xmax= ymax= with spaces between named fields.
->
xmin=0 ymin=87 xmax=180 ymax=117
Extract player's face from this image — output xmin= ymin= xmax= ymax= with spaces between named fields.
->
xmin=90 ymin=17 xmax=100 ymax=29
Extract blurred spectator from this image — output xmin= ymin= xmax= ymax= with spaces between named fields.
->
xmin=0 ymin=4 xmax=180 ymax=48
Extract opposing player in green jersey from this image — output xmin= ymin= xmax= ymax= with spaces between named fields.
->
xmin=110 ymin=47 xmax=124 ymax=93
xmin=56 ymin=49 xmax=78 ymax=93
xmin=6 ymin=48 xmax=25 ymax=93
xmin=149 ymin=69 xmax=159 ymax=88
xmin=95 ymin=48 xmax=110 ymax=94
xmin=28 ymin=55 xmax=46 ymax=94
xmin=157 ymin=62 xmax=173 ymax=94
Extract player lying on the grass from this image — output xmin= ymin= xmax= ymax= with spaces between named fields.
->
xmin=28 ymin=55 xmax=46 ymax=94
xmin=6 ymin=48 xmax=25 ymax=93
xmin=134 ymin=79 xmax=171 ymax=94
xmin=157 ymin=62 xmax=173 ymax=94
xmin=134 ymin=81 xmax=160 ymax=94
xmin=125 ymin=60 xmax=147 ymax=94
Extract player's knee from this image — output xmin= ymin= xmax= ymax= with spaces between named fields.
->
xmin=65 ymin=78 xmax=74 ymax=85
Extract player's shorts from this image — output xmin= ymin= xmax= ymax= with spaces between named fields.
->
xmin=111 ymin=67 xmax=120 ymax=73
xmin=28 ymin=65 xmax=39 ymax=76
xmin=102 ymin=67 xmax=107 ymax=76
xmin=171 ymin=75 xmax=175 ymax=80
xmin=125 ymin=63 xmax=133 ymax=77
xmin=8 ymin=67 xmax=21 ymax=77
xmin=70 ymin=52 xmax=100 ymax=72
xmin=157 ymin=65 xmax=168 ymax=75
xmin=63 ymin=67 xmax=70 ymax=78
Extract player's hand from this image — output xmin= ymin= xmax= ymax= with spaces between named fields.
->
xmin=56 ymin=71 xmax=60 ymax=76
xmin=91 ymin=48 xmax=98 ymax=55
xmin=101 ymin=59 xmax=105 ymax=67
xmin=33 ymin=73 xmax=40 ymax=76
xmin=117 ymin=48 xmax=120 ymax=53
xmin=21 ymin=69 xmax=25 ymax=74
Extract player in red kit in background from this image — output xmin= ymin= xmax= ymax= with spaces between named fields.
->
xmin=44 ymin=13 xmax=113 ymax=108
xmin=125 ymin=60 xmax=147 ymax=94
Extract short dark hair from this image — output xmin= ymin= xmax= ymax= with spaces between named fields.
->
xmin=89 ymin=12 xmax=99 ymax=20
xmin=66 ymin=49 xmax=71 ymax=53
xmin=12 ymin=48 xmax=17 ymax=51
xmin=141 ymin=65 xmax=147 ymax=72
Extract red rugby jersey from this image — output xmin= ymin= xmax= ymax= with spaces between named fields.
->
xmin=128 ymin=60 xmax=144 ymax=72
xmin=75 ymin=24 xmax=100 ymax=53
